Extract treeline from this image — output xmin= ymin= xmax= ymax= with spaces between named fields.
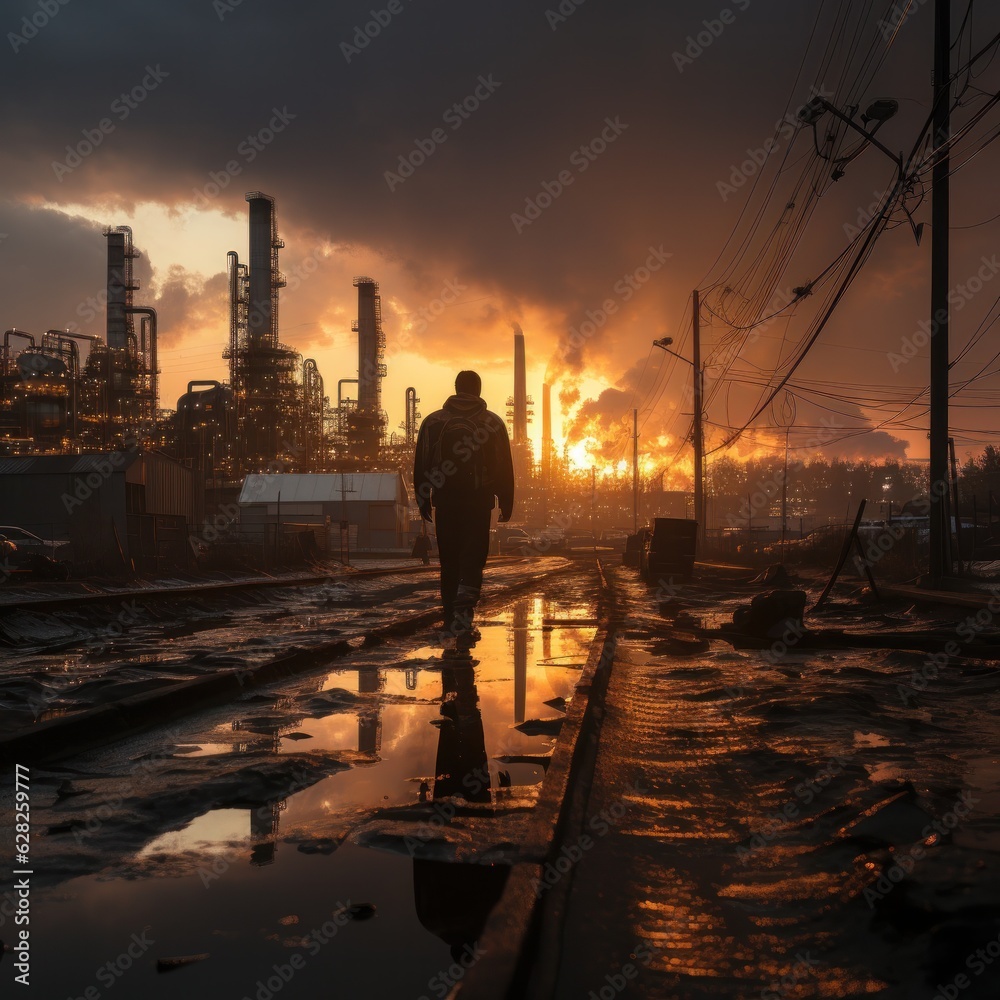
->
xmin=702 ymin=450 xmax=1000 ymax=519
xmin=546 ymin=448 xmax=1000 ymax=522
xmin=959 ymin=444 xmax=1000 ymax=504
xmin=705 ymin=456 xmax=927 ymax=515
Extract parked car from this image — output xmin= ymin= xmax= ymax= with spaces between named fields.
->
xmin=763 ymin=524 xmax=849 ymax=557
xmin=0 ymin=535 xmax=70 ymax=580
xmin=0 ymin=526 xmax=72 ymax=562
xmin=532 ymin=525 xmax=567 ymax=552
xmin=600 ymin=528 xmax=630 ymax=552
xmin=600 ymin=528 xmax=630 ymax=542
xmin=497 ymin=527 xmax=533 ymax=553
xmin=564 ymin=530 xmax=598 ymax=551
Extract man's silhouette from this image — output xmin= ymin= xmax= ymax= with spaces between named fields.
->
xmin=413 ymin=370 xmax=514 ymax=646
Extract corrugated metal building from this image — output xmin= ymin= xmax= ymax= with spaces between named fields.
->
xmin=238 ymin=472 xmax=409 ymax=552
xmin=0 ymin=450 xmax=196 ymax=573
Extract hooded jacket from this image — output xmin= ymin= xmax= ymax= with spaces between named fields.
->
xmin=413 ymin=393 xmax=515 ymax=516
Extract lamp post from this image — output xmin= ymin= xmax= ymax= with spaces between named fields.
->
xmin=797 ymin=96 xmax=902 ymax=177
xmin=654 ymin=313 xmax=704 ymax=543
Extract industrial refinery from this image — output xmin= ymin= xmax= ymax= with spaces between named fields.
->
xmin=0 ymin=191 xmax=557 ymax=574
xmin=0 ymin=191 xmax=548 ymax=480
xmin=0 ymin=192 xmax=416 ymax=477
xmin=1 ymin=224 xmax=157 ymax=453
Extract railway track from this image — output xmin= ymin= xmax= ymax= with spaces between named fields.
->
xmin=0 ymin=556 xmax=585 ymax=762
xmin=0 ymin=556 xmax=526 ymax=614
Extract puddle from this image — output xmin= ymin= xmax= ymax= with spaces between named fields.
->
xmin=25 ymin=590 xmax=598 ymax=999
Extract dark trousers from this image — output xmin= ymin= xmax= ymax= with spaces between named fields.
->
xmin=434 ymin=503 xmax=492 ymax=629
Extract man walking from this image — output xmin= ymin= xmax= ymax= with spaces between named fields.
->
xmin=413 ymin=370 xmax=515 ymax=648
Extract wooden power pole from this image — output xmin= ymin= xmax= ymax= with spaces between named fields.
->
xmin=632 ymin=408 xmax=638 ymax=534
xmin=693 ymin=289 xmax=704 ymax=544
xmin=929 ymin=0 xmax=951 ymax=585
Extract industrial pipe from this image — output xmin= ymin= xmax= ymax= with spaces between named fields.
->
xmin=43 ymin=332 xmax=81 ymax=373
xmin=3 ymin=330 xmax=35 ymax=376
xmin=4 ymin=329 xmax=36 ymax=348
xmin=124 ymin=306 xmax=158 ymax=417
xmin=46 ymin=331 xmax=101 ymax=346
xmin=187 ymin=380 xmax=222 ymax=394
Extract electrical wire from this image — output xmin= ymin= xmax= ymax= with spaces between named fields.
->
xmin=625 ymin=3 xmax=1000 ymax=471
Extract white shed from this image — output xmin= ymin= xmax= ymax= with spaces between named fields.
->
xmin=238 ymin=472 xmax=409 ymax=551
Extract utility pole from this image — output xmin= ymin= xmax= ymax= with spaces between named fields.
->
xmin=340 ymin=473 xmax=354 ymax=565
xmin=652 ymin=295 xmax=705 ymax=545
xmin=949 ymin=437 xmax=962 ymax=571
xmin=632 ymin=408 xmax=638 ymax=534
xmin=590 ymin=465 xmax=597 ymax=531
xmin=781 ymin=427 xmax=790 ymax=562
xmin=692 ymin=289 xmax=704 ymax=544
xmin=275 ymin=489 xmax=281 ymax=569
xmin=929 ymin=0 xmax=951 ymax=586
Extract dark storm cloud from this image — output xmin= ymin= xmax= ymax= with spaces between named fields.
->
xmin=0 ymin=199 xmax=229 ymax=343
xmin=3 ymin=0 xmax=1000 ymax=456
xmin=0 ymin=0 xmax=815 ymax=325
xmin=0 ymin=201 xmax=115 ymax=337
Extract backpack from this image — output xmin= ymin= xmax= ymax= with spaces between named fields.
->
xmin=430 ymin=412 xmax=493 ymax=496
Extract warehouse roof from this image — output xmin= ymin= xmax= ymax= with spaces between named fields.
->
xmin=0 ymin=451 xmax=143 ymax=475
xmin=239 ymin=472 xmax=408 ymax=505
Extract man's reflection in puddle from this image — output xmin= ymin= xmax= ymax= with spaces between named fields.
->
xmin=413 ymin=664 xmax=509 ymax=961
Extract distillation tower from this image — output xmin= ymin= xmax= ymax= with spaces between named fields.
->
xmin=224 ymin=193 xmax=302 ymax=473
xmin=346 ymin=276 xmax=387 ymax=463
xmin=79 ymin=227 xmax=159 ymax=446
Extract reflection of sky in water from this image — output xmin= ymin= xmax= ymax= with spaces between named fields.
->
xmin=139 ymin=808 xmax=250 ymax=857
xmin=28 ymin=595 xmax=596 ymax=999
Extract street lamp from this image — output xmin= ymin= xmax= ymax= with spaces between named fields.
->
xmin=797 ymin=96 xmax=902 ymax=177
xmin=653 ymin=328 xmax=705 ymax=543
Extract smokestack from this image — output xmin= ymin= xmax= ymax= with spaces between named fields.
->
xmin=105 ymin=227 xmax=135 ymax=350
xmin=542 ymin=382 xmax=552 ymax=483
xmin=246 ymin=192 xmax=282 ymax=345
xmin=353 ymin=276 xmax=385 ymax=459
xmin=513 ymin=325 xmax=527 ymax=446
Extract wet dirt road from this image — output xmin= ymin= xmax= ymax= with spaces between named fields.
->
xmin=546 ymin=566 xmax=1000 ymax=1000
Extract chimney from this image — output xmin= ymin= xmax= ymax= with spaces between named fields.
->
xmin=513 ymin=326 xmax=527 ymax=446
xmin=542 ymin=382 xmax=552 ymax=483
